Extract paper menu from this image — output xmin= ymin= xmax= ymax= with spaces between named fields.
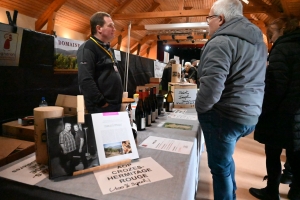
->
xmin=139 ymin=136 xmax=193 ymax=155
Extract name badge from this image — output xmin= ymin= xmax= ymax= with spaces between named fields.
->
xmin=113 ymin=65 xmax=119 ymax=73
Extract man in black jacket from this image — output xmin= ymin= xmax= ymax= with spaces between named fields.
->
xmin=77 ymin=12 xmax=123 ymax=113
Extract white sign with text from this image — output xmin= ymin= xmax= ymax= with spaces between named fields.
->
xmin=94 ymin=157 xmax=173 ymax=194
xmin=0 ymin=24 xmax=23 ymax=66
xmin=0 ymin=155 xmax=48 ymax=185
xmin=174 ymin=88 xmax=197 ymax=105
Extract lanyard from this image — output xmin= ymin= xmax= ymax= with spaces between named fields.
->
xmin=90 ymin=37 xmax=114 ymax=64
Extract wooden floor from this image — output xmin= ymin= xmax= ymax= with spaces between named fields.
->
xmin=196 ymin=133 xmax=290 ymax=200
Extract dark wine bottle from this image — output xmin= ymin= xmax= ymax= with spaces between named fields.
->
xmin=165 ymin=85 xmax=174 ymax=112
xmin=125 ymin=103 xmax=133 ymax=126
xmin=143 ymin=88 xmax=152 ymax=127
xmin=153 ymin=87 xmax=158 ymax=119
xmin=157 ymin=83 xmax=164 ymax=115
xmin=135 ymin=90 xmax=146 ymax=131
xmin=149 ymin=87 xmax=156 ymax=123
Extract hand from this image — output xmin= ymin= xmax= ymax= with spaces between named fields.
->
xmin=101 ymin=103 xmax=109 ymax=108
xmin=79 ymin=148 xmax=82 ymax=153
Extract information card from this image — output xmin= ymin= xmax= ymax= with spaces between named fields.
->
xmin=0 ymin=155 xmax=48 ymax=185
xmin=94 ymin=157 xmax=173 ymax=194
xmin=139 ymin=136 xmax=193 ymax=155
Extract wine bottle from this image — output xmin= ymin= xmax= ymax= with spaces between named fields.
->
xmin=135 ymin=90 xmax=146 ymax=131
xmin=143 ymin=88 xmax=152 ymax=127
xmin=149 ymin=87 xmax=156 ymax=123
xmin=165 ymin=85 xmax=174 ymax=112
xmin=125 ymin=103 xmax=133 ymax=126
xmin=153 ymin=87 xmax=158 ymax=119
xmin=157 ymin=83 xmax=164 ymax=115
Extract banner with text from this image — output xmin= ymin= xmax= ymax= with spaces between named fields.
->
xmin=54 ymin=36 xmax=84 ymax=69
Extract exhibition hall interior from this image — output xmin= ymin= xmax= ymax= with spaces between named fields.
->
xmin=0 ymin=0 xmax=299 ymax=199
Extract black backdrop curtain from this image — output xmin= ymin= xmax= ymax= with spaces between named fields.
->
xmin=0 ymin=26 xmax=155 ymax=127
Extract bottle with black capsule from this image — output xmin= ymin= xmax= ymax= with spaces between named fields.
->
xmin=149 ymin=87 xmax=156 ymax=123
xmin=135 ymin=90 xmax=146 ymax=131
xmin=153 ymin=87 xmax=158 ymax=119
xmin=125 ymin=103 xmax=133 ymax=126
xmin=143 ymin=88 xmax=152 ymax=127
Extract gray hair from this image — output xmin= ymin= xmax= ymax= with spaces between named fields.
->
xmin=212 ymin=0 xmax=243 ymax=22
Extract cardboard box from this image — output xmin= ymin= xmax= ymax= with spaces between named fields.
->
xmin=2 ymin=120 xmax=35 ymax=142
xmin=149 ymin=77 xmax=161 ymax=84
xmin=55 ymin=94 xmax=77 ymax=115
xmin=145 ymin=83 xmax=159 ymax=94
xmin=168 ymin=82 xmax=197 ymax=108
xmin=0 ymin=137 xmax=35 ymax=167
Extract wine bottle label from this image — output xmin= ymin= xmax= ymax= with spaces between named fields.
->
xmin=168 ymin=102 xmax=174 ymax=111
xmin=141 ymin=117 xmax=146 ymax=129
xmin=147 ymin=114 xmax=152 ymax=125
xmin=151 ymin=112 xmax=156 ymax=122
xmin=155 ymin=109 xmax=158 ymax=118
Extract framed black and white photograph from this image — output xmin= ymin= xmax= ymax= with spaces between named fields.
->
xmin=46 ymin=114 xmax=100 ymax=179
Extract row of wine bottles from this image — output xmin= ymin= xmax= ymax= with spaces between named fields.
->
xmin=135 ymin=85 xmax=174 ymax=131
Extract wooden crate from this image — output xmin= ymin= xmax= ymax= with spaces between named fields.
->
xmin=2 ymin=120 xmax=35 ymax=142
xmin=149 ymin=77 xmax=161 ymax=84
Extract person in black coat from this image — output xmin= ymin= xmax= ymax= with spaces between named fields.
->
xmin=160 ymin=59 xmax=176 ymax=95
xmin=249 ymin=16 xmax=300 ymax=200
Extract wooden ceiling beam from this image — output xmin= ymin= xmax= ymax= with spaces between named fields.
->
xmin=105 ymin=0 xmax=120 ymax=7
xmin=114 ymin=2 xmax=159 ymax=50
xmin=35 ymin=0 xmax=67 ymax=31
xmin=158 ymin=35 xmax=207 ymax=40
xmin=130 ymin=35 xmax=155 ymax=53
xmin=280 ymin=0 xmax=291 ymax=17
xmin=112 ymin=6 xmax=269 ymax=20
xmin=131 ymin=25 xmax=146 ymax=30
xmin=178 ymin=0 xmax=184 ymax=10
xmin=133 ymin=2 xmax=160 ymax=25
xmin=111 ymin=28 xmax=128 ymax=47
xmin=113 ymin=0 xmax=135 ymax=14
xmin=165 ymin=40 xmax=206 ymax=45
xmin=46 ymin=12 xmax=56 ymax=35
xmin=250 ymin=0 xmax=282 ymax=19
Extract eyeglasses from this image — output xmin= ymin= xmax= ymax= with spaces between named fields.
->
xmin=206 ymin=15 xmax=219 ymax=23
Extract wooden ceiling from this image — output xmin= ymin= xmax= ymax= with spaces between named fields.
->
xmin=1 ymin=0 xmax=299 ymax=56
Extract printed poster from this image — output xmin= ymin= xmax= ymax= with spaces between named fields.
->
xmin=0 ymin=23 xmax=23 ymax=66
xmin=94 ymin=157 xmax=173 ymax=194
xmin=154 ymin=60 xmax=165 ymax=78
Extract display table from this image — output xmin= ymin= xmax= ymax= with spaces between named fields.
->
xmin=0 ymin=109 xmax=203 ymax=200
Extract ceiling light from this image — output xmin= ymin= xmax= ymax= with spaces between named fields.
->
xmin=145 ymin=22 xmax=208 ymax=30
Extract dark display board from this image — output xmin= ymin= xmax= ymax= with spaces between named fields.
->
xmin=0 ymin=25 xmax=154 ymax=128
